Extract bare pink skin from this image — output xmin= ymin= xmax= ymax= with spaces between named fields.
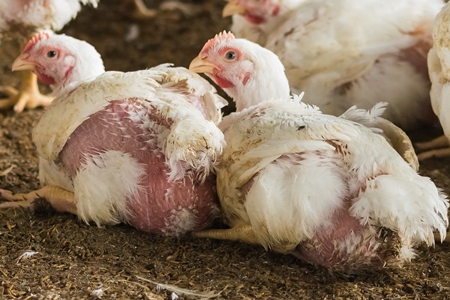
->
xmin=291 ymin=202 xmax=385 ymax=270
xmin=59 ymin=98 xmax=219 ymax=235
xmin=29 ymin=44 xmax=73 ymax=86
xmin=244 ymin=12 xmax=266 ymax=25
xmin=14 ymin=34 xmax=218 ymax=235
xmin=211 ymin=46 xmax=252 ymax=89
xmin=243 ymin=154 xmax=390 ymax=270
xmin=239 ymin=0 xmax=280 ymax=25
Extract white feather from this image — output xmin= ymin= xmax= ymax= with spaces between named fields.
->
xmin=217 ymin=97 xmax=448 ymax=255
xmin=74 ymin=150 xmax=145 ymax=226
xmin=231 ymin=0 xmax=444 ymax=129
xmin=0 ymin=0 xmax=98 ymax=32
xmin=34 ymin=67 xmax=226 ymax=163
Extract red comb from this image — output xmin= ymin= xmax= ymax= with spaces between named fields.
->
xmin=200 ymin=31 xmax=235 ymax=54
xmin=23 ymin=31 xmax=51 ymax=53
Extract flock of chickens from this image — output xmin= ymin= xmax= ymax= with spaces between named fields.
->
xmin=0 ymin=0 xmax=450 ymax=272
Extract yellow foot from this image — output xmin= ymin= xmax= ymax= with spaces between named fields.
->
xmin=132 ymin=0 xmax=157 ymax=18
xmin=415 ymin=135 xmax=450 ymax=160
xmin=415 ymin=135 xmax=449 ymax=151
xmin=0 ymin=186 xmax=77 ymax=214
xmin=131 ymin=0 xmax=201 ymax=19
xmin=194 ymin=224 xmax=260 ymax=245
xmin=0 ymin=71 xmax=54 ymax=113
xmin=417 ymin=147 xmax=450 ymax=160
xmin=0 ymin=85 xmax=53 ymax=113
xmin=0 ymin=189 xmax=35 ymax=210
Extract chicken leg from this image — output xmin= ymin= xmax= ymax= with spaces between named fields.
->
xmin=131 ymin=0 xmax=201 ymax=19
xmin=194 ymin=224 xmax=299 ymax=253
xmin=132 ymin=0 xmax=157 ymax=18
xmin=0 ymin=71 xmax=53 ymax=113
xmin=194 ymin=224 xmax=260 ymax=245
xmin=0 ymin=186 xmax=77 ymax=215
xmin=415 ymin=135 xmax=450 ymax=160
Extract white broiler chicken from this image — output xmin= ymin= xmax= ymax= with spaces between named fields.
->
xmin=223 ymin=0 xmax=444 ymax=130
xmin=0 ymin=32 xmax=227 ymax=236
xmin=0 ymin=0 xmax=98 ymax=112
xmin=188 ymin=32 xmax=448 ymax=271
xmin=416 ymin=3 xmax=450 ymax=160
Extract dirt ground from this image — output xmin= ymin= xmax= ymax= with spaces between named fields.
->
xmin=1 ymin=1 xmax=450 ymax=299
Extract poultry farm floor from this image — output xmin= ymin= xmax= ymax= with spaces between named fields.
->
xmin=1 ymin=1 xmax=450 ymax=299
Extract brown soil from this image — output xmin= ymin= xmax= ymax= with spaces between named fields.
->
xmin=1 ymin=1 xmax=450 ymax=299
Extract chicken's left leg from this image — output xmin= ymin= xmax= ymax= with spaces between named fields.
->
xmin=417 ymin=147 xmax=450 ymax=160
xmin=131 ymin=0 xmax=201 ymax=19
xmin=132 ymin=0 xmax=157 ymax=18
xmin=0 ymin=71 xmax=53 ymax=113
xmin=415 ymin=135 xmax=450 ymax=160
xmin=194 ymin=224 xmax=259 ymax=245
xmin=416 ymin=135 xmax=448 ymax=151
xmin=0 ymin=185 xmax=76 ymax=215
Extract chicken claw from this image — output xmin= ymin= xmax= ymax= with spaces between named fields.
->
xmin=132 ymin=0 xmax=157 ymax=18
xmin=0 ymin=186 xmax=77 ymax=214
xmin=0 ymin=72 xmax=53 ymax=113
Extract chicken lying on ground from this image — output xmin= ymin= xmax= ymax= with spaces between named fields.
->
xmin=188 ymin=32 xmax=449 ymax=271
xmin=415 ymin=3 xmax=450 ymax=160
xmin=0 ymin=32 xmax=227 ymax=235
xmin=223 ymin=0 xmax=444 ymax=130
xmin=0 ymin=0 xmax=98 ymax=112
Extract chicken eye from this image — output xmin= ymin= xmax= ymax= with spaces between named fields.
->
xmin=225 ymin=51 xmax=236 ymax=60
xmin=47 ymin=50 xmax=57 ymax=58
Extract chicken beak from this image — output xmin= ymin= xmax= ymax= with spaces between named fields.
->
xmin=12 ymin=55 xmax=35 ymax=72
xmin=223 ymin=0 xmax=246 ymax=17
xmin=189 ymin=56 xmax=217 ymax=74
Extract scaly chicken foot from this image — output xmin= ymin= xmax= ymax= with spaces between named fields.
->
xmin=0 ymin=86 xmax=20 ymax=109
xmin=0 ymin=71 xmax=53 ymax=113
xmin=417 ymin=147 xmax=450 ymax=160
xmin=194 ymin=224 xmax=260 ymax=245
xmin=132 ymin=0 xmax=200 ymax=19
xmin=415 ymin=135 xmax=448 ymax=151
xmin=132 ymin=0 xmax=157 ymax=18
xmin=0 ymin=185 xmax=77 ymax=215
xmin=415 ymin=135 xmax=450 ymax=160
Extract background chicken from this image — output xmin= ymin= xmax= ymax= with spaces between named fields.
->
xmin=130 ymin=0 xmax=202 ymax=19
xmin=0 ymin=0 xmax=98 ymax=112
xmin=0 ymin=33 xmax=227 ymax=236
xmin=189 ymin=33 xmax=448 ymax=271
xmin=223 ymin=0 xmax=444 ymax=130
xmin=416 ymin=3 xmax=450 ymax=160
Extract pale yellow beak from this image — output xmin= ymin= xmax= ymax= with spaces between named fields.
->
xmin=189 ymin=56 xmax=217 ymax=74
xmin=223 ymin=0 xmax=246 ymax=17
xmin=12 ymin=55 xmax=35 ymax=72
